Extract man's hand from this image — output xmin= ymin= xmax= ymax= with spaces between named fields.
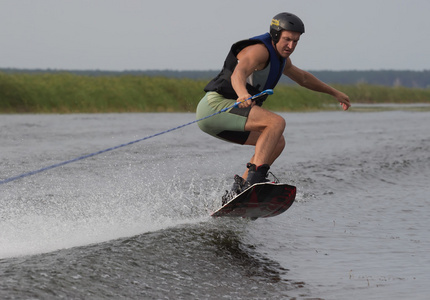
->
xmin=236 ymin=94 xmax=253 ymax=108
xmin=335 ymin=91 xmax=351 ymax=111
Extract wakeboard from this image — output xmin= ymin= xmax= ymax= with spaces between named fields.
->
xmin=211 ymin=182 xmax=296 ymax=219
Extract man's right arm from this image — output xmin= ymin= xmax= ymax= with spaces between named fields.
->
xmin=231 ymin=44 xmax=269 ymax=108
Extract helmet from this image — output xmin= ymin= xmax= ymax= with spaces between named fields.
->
xmin=270 ymin=12 xmax=305 ymax=44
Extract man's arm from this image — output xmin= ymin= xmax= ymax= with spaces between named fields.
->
xmin=284 ymin=58 xmax=351 ymax=110
xmin=231 ymin=44 xmax=269 ymax=108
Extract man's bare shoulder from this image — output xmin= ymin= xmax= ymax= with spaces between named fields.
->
xmin=237 ymin=43 xmax=270 ymax=70
xmin=237 ymin=42 xmax=269 ymax=56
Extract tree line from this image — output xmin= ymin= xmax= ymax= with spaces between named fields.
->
xmin=1 ymin=68 xmax=429 ymax=88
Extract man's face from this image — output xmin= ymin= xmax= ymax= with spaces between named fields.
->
xmin=275 ymin=30 xmax=301 ymax=58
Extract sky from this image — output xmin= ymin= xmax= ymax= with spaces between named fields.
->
xmin=0 ymin=0 xmax=429 ymax=71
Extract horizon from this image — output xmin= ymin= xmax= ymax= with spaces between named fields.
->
xmin=2 ymin=67 xmax=430 ymax=73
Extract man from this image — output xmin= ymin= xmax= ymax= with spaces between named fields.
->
xmin=196 ymin=12 xmax=351 ymax=203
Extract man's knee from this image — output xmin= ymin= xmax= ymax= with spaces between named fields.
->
xmin=277 ymin=135 xmax=286 ymax=151
xmin=271 ymin=114 xmax=286 ymax=132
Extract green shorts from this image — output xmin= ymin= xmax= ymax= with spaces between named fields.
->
xmin=196 ymin=92 xmax=251 ymax=144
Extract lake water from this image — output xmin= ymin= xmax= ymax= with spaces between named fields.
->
xmin=1 ymin=110 xmax=429 ymax=299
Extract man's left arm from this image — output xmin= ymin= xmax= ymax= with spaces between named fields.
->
xmin=284 ymin=59 xmax=351 ymax=111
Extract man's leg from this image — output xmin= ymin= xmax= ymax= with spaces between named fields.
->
xmin=241 ymin=106 xmax=286 ymax=179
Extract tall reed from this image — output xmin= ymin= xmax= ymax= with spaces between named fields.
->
xmin=1 ymin=72 xmax=429 ymax=113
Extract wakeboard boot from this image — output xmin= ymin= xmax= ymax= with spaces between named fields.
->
xmin=221 ymin=174 xmax=247 ymax=205
xmin=246 ymin=163 xmax=270 ymax=186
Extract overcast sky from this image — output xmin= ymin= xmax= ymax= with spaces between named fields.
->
xmin=1 ymin=0 xmax=429 ymax=71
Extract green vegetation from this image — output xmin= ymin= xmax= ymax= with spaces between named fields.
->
xmin=0 ymin=72 xmax=203 ymax=113
xmin=265 ymin=84 xmax=430 ymax=111
xmin=1 ymin=72 xmax=429 ymax=113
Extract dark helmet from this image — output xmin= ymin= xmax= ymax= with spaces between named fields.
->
xmin=270 ymin=12 xmax=305 ymax=44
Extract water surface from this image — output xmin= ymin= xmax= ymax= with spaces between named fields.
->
xmin=1 ymin=111 xmax=429 ymax=299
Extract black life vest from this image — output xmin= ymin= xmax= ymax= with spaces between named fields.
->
xmin=204 ymin=32 xmax=286 ymax=105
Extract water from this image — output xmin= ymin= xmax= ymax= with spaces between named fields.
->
xmin=1 ymin=111 xmax=429 ymax=299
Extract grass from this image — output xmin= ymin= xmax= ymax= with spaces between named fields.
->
xmin=1 ymin=72 xmax=429 ymax=113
